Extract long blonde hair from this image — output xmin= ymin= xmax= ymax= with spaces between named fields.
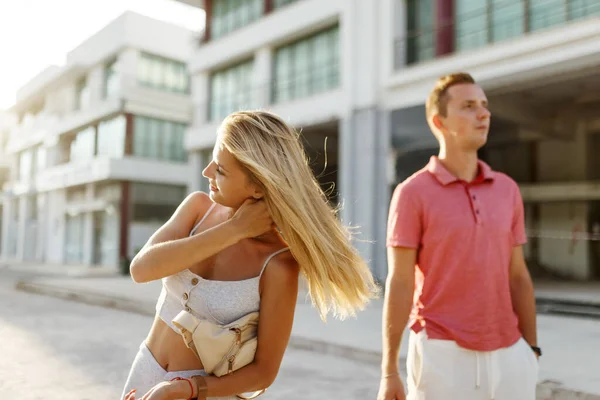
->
xmin=218 ymin=111 xmax=379 ymax=321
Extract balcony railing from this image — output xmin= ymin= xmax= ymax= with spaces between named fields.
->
xmin=395 ymin=0 xmax=600 ymax=69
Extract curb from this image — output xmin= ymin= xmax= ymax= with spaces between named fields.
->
xmin=15 ymin=281 xmax=155 ymax=317
xmin=15 ymin=280 xmax=600 ymax=400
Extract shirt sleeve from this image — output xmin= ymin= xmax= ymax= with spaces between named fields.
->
xmin=386 ymin=182 xmax=422 ymax=249
xmin=511 ymin=183 xmax=528 ymax=247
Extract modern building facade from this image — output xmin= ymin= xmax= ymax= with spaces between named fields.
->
xmin=177 ymin=0 xmax=600 ymax=281
xmin=1 ymin=12 xmax=194 ymax=269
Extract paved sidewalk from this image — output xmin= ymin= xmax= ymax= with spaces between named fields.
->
xmin=8 ymin=264 xmax=600 ymax=399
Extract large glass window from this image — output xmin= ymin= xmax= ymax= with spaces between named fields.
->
xmin=133 ymin=116 xmax=187 ymax=162
xmin=273 ymin=25 xmax=339 ymax=103
xmin=490 ymin=0 xmax=525 ymax=42
xmin=97 ymin=116 xmax=126 ymax=158
xmin=211 ymin=0 xmax=262 ymax=39
xmin=209 ymin=59 xmax=254 ymax=121
xmin=529 ymin=0 xmax=566 ymax=31
xmin=569 ymin=0 xmax=600 ymax=19
xmin=406 ymin=0 xmax=435 ymax=64
xmin=137 ymin=53 xmax=189 ymax=94
xmin=75 ymin=77 xmax=90 ymax=111
xmin=454 ymin=0 xmax=488 ymax=51
xmin=273 ymin=0 xmax=299 ymax=9
xmin=104 ymin=58 xmax=120 ymax=99
xmin=131 ymin=183 xmax=187 ymax=224
xmin=70 ymin=126 xmax=96 ymax=164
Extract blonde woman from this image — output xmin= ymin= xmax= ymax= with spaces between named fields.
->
xmin=121 ymin=111 xmax=378 ymax=400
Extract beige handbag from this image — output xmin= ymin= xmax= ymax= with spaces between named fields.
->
xmin=172 ymin=310 xmax=265 ymax=399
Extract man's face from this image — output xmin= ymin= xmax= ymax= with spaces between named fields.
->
xmin=438 ymin=83 xmax=491 ymax=151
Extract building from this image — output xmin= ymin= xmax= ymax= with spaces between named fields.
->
xmin=1 ymin=12 xmax=194 ymax=269
xmin=176 ymin=0 xmax=600 ymax=282
xmin=0 ymin=111 xmax=17 ymax=254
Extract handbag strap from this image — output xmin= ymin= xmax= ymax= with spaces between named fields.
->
xmin=236 ymin=389 xmax=266 ymax=399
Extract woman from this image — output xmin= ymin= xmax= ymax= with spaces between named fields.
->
xmin=121 ymin=111 xmax=378 ymax=399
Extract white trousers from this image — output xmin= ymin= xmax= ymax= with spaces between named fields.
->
xmin=406 ymin=330 xmax=538 ymax=400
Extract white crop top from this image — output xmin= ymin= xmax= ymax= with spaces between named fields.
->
xmin=155 ymin=203 xmax=289 ymax=330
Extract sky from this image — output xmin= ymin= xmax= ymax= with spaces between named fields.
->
xmin=0 ymin=0 xmax=205 ymax=110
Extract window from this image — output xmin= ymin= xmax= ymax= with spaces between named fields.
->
xmin=273 ymin=25 xmax=339 ymax=103
xmin=209 ymin=59 xmax=254 ymax=121
xmin=97 ymin=116 xmax=126 ymax=158
xmin=273 ymin=0 xmax=299 ymax=9
xmin=454 ymin=0 xmax=488 ymax=51
xmin=133 ymin=116 xmax=187 ymax=162
xmin=70 ymin=126 xmax=96 ymax=164
xmin=451 ymin=0 xmax=599 ymax=54
xmin=18 ymin=150 xmax=33 ymax=182
xmin=569 ymin=0 xmax=600 ymax=19
xmin=75 ymin=77 xmax=90 ymax=110
xmin=528 ymin=0 xmax=567 ymax=31
xmin=137 ymin=53 xmax=189 ymax=94
xmin=131 ymin=182 xmax=187 ymax=223
xmin=406 ymin=0 xmax=435 ymax=64
xmin=490 ymin=0 xmax=525 ymax=42
xmin=211 ymin=0 xmax=262 ymax=39
xmin=104 ymin=58 xmax=120 ymax=99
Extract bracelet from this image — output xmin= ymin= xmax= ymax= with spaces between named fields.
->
xmin=382 ymin=372 xmax=400 ymax=379
xmin=193 ymin=376 xmax=209 ymax=399
xmin=170 ymin=377 xmax=194 ymax=399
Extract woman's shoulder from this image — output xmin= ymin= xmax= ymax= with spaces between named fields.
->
xmin=182 ymin=191 xmax=214 ymax=215
xmin=263 ymin=248 xmax=300 ymax=285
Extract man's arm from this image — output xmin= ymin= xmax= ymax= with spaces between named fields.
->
xmin=382 ymin=246 xmax=416 ymax=376
xmin=509 ymin=245 xmax=538 ymax=349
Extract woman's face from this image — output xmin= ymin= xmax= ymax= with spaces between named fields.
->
xmin=202 ymin=140 xmax=261 ymax=208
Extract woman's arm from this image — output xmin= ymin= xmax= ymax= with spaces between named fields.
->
xmin=130 ymin=193 xmax=272 ymax=283
xmin=184 ymin=253 xmax=300 ymax=397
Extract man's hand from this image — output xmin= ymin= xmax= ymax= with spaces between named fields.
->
xmin=377 ymin=374 xmax=406 ymax=400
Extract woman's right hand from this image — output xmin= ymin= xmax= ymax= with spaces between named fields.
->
xmin=230 ymin=199 xmax=274 ymax=239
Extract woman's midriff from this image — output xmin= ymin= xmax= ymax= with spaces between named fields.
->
xmin=145 ymin=315 xmax=205 ymax=371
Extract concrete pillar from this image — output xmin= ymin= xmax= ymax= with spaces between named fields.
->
xmin=16 ymin=195 xmax=26 ymax=261
xmin=88 ymin=66 xmax=105 ymax=107
xmin=253 ymin=47 xmax=272 ymax=108
xmin=82 ymin=184 xmax=95 ymax=265
xmin=338 ymin=0 xmax=391 ymax=281
xmin=339 ymin=109 xmax=391 ymax=282
xmin=189 ymin=151 xmax=203 ymax=193
xmin=1 ymin=195 xmax=12 ymax=259
xmin=192 ymin=72 xmax=210 ymax=126
xmin=119 ymin=48 xmax=138 ymax=98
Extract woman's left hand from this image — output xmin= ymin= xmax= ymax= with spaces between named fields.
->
xmin=123 ymin=380 xmax=191 ymax=400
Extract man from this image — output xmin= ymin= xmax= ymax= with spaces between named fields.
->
xmin=377 ymin=73 xmax=539 ymax=400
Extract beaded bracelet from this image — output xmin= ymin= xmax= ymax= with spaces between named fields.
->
xmin=170 ymin=377 xmax=194 ymax=400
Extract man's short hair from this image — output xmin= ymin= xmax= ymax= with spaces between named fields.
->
xmin=426 ymin=73 xmax=476 ymax=124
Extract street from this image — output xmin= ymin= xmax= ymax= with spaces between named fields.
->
xmin=0 ymin=270 xmax=380 ymax=399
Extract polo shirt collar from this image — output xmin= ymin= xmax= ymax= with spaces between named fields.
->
xmin=427 ymin=156 xmax=495 ymax=185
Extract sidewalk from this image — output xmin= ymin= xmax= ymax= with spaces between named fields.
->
xmin=8 ymin=264 xmax=600 ymax=399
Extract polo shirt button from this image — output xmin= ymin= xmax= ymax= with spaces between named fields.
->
xmin=185 ymin=306 xmax=191 ymax=312
xmin=183 ymin=293 xmax=189 ymax=300
xmin=191 ymin=278 xmax=199 ymax=285
xmin=476 ymin=210 xmax=480 ymax=214
xmin=472 ymin=195 xmax=476 ymax=200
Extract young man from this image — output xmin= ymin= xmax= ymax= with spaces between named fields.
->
xmin=377 ymin=73 xmax=539 ymax=400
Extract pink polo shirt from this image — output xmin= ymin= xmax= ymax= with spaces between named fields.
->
xmin=387 ymin=156 xmax=527 ymax=351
